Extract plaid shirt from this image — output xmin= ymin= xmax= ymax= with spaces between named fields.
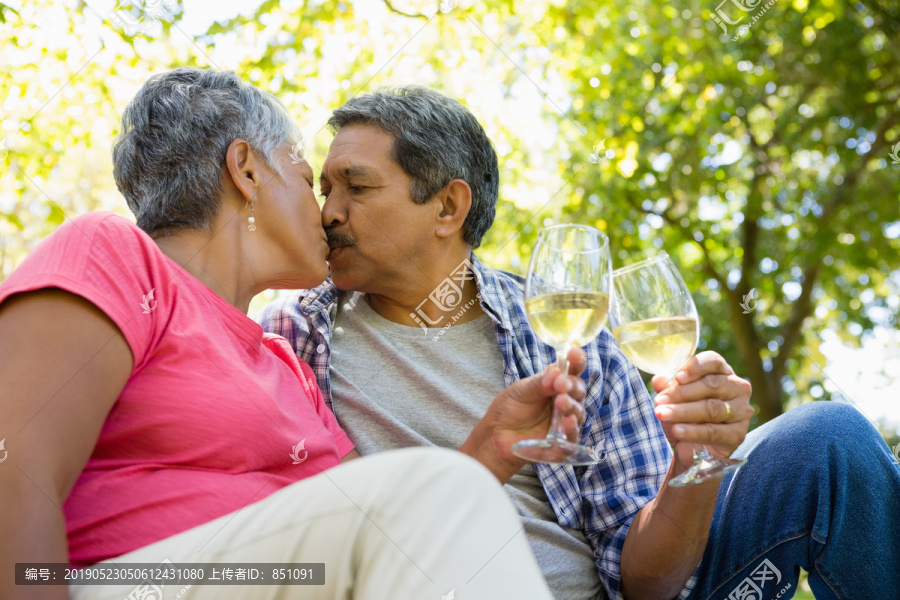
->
xmin=258 ymin=254 xmax=691 ymax=600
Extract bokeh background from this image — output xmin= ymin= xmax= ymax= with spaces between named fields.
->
xmin=1 ymin=0 xmax=898 ymax=452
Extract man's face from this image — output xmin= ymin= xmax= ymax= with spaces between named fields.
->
xmin=320 ymin=124 xmax=437 ymax=293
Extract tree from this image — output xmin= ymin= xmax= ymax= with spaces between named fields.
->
xmin=549 ymin=0 xmax=900 ymax=423
xmin=1 ymin=0 xmax=897 ymax=427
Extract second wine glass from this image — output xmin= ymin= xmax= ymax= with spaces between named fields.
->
xmin=608 ymin=252 xmax=746 ymax=486
xmin=513 ymin=224 xmax=611 ymax=465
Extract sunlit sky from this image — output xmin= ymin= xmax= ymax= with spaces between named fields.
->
xmin=12 ymin=0 xmax=900 ymax=435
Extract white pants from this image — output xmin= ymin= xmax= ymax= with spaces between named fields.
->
xmin=69 ymin=448 xmax=553 ymax=599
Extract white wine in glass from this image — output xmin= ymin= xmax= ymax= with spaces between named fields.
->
xmin=525 ymin=292 xmax=610 ymax=350
xmin=613 ymin=316 xmax=698 ymax=376
xmin=609 ymin=252 xmax=746 ymax=486
xmin=514 ymin=224 xmax=612 ymax=465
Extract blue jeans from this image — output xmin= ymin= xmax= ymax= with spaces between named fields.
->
xmin=683 ymin=401 xmax=900 ymax=600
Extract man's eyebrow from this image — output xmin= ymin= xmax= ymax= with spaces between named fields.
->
xmin=320 ymin=165 xmax=379 ymax=186
xmin=342 ymin=166 xmax=378 ymax=179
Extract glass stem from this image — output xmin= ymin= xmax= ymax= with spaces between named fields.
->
xmin=548 ymin=347 xmax=570 ymax=441
xmin=697 ymin=445 xmax=715 ymax=462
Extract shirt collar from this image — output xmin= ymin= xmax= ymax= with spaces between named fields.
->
xmin=467 ymin=253 xmax=517 ymax=332
xmin=299 ymin=255 xmax=519 ymax=332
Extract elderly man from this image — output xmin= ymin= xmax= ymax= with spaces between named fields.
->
xmin=260 ymin=87 xmax=900 ymax=600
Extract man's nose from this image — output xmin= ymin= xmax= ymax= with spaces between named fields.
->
xmin=321 ymin=196 xmax=346 ymax=228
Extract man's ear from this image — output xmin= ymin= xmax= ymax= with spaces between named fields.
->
xmin=223 ymin=139 xmax=260 ymax=207
xmin=435 ymin=179 xmax=472 ymax=240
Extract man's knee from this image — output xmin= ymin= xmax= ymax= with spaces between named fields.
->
xmin=785 ymin=400 xmax=873 ymax=439
xmin=747 ymin=401 xmax=878 ymax=462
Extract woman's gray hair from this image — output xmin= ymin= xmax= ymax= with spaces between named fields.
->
xmin=327 ymin=87 xmax=499 ymax=248
xmin=113 ymin=67 xmax=298 ymax=235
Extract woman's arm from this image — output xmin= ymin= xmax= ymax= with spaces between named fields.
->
xmin=0 ymin=289 xmax=133 ymax=599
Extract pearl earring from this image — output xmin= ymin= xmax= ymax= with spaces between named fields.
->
xmin=248 ymin=201 xmax=256 ymax=232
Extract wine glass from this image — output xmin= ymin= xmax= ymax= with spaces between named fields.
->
xmin=608 ymin=252 xmax=746 ymax=486
xmin=512 ymin=224 xmax=612 ymax=465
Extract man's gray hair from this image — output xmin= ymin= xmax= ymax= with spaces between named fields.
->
xmin=113 ymin=67 xmax=298 ymax=235
xmin=327 ymin=87 xmax=499 ymax=248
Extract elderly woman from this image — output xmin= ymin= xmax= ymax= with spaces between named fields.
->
xmin=0 ymin=68 xmax=588 ymax=600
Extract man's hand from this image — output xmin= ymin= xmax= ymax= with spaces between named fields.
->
xmin=460 ymin=348 xmax=588 ymax=483
xmin=651 ymin=351 xmax=754 ymax=471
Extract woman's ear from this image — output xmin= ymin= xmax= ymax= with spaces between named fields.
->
xmin=435 ymin=179 xmax=472 ymax=240
xmin=223 ymin=138 xmax=260 ymax=206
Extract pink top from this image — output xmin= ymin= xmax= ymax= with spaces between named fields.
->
xmin=0 ymin=212 xmax=354 ymax=565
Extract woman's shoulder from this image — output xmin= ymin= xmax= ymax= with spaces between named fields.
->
xmin=58 ymin=211 xmax=153 ymax=247
xmin=0 ymin=212 xmax=169 ymax=370
xmin=38 ymin=211 xmax=165 ymax=269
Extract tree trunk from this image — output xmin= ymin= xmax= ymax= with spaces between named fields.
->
xmin=728 ymin=288 xmax=784 ymax=424
xmin=753 ymin=371 xmax=784 ymax=424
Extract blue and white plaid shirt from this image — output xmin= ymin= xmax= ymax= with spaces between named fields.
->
xmin=258 ymin=254 xmax=689 ymax=599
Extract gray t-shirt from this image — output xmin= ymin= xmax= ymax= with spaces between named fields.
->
xmin=330 ymin=291 xmax=603 ymax=600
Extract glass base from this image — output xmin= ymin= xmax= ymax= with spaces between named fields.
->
xmin=511 ymin=438 xmax=600 ymax=465
xmin=668 ymin=455 xmax=746 ymax=487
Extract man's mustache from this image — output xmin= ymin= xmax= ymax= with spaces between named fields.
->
xmin=326 ymin=228 xmax=356 ymax=247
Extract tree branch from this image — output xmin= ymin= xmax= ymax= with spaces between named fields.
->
xmin=382 ymin=0 xmax=430 ymax=19
xmin=771 ymin=257 xmax=822 ymax=382
xmin=737 ymin=168 xmax=763 ymax=295
xmin=621 ymin=186 xmax=727 ymax=289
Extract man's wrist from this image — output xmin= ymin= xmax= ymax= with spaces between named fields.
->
xmin=460 ymin=419 xmax=524 ymax=484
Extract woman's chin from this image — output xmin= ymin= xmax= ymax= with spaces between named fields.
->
xmin=269 ymin=264 xmax=330 ymax=291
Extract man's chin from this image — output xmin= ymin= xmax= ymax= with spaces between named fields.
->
xmin=328 ymin=270 xmax=356 ymax=291
xmin=327 ymin=264 xmax=365 ymax=292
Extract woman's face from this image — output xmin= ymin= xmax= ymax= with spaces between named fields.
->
xmin=254 ymin=146 xmax=330 ymax=290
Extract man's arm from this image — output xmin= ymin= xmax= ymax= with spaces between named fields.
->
xmin=620 ymin=352 xmax=754 ymax=599
xmin=460 ymin=348 xmax=588 ymax=483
